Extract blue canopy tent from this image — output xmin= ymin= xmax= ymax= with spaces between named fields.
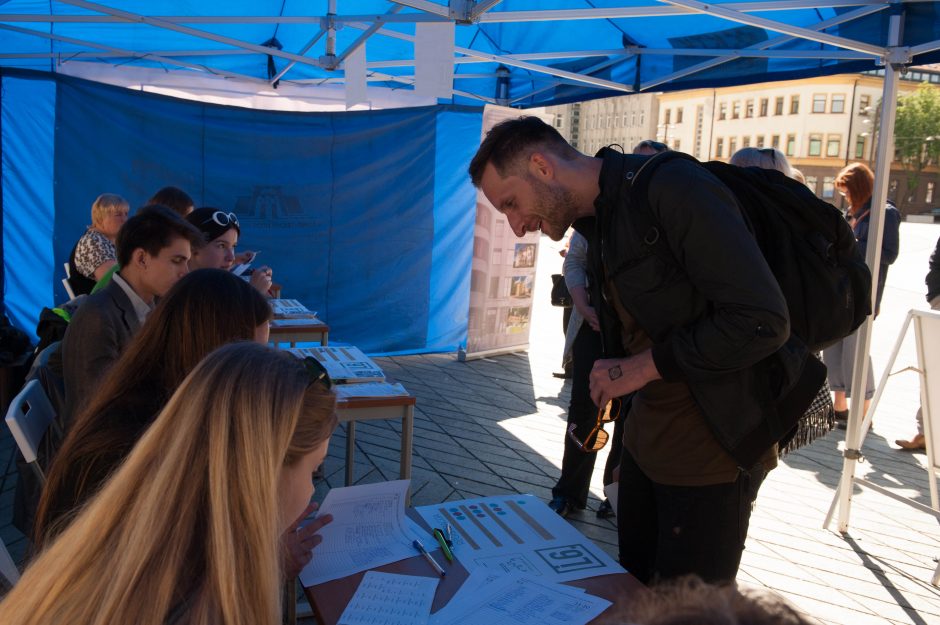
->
xmin=1 ymin=2 xmax=938 ymax=368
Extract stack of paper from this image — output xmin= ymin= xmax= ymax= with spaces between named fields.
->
xmin=270 ymin=317 xmax=325 ymax=327
xmin=300 ymin=480 xmax=417 ymax=587
xmin=289 ymin=346 xmax=385 ymax=383
xmin=334 ymin=382 xmax=409 ymax=399
xmin=271 ymin=298 xmax=316 ymax=316
xmin=429 ymin=572 xmax=611 ymax=625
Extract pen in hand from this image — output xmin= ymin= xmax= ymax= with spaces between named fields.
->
xmin=413 ymin=539 xmax=446 ymax=576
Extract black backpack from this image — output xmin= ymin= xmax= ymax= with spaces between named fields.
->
xmin=615 ymin=150 xmax=872 ymax=352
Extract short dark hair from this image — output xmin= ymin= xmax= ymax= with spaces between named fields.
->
xmin=468 ymin=116 xmax=577 ymax=187
xmin=116 ymin=204 xmax=203 ymax=266
xmin=148 ymin=186 xmax=194 ymax=217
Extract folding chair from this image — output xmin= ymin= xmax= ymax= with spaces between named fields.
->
xmin=1 ymin=536 xmax=20 ymax=587
xmin=4 ymin=379 xmax=59 ymax=483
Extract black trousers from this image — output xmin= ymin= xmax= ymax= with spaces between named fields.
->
xmin=616 ymin=448 xmax=766 ymax=585
xmin=552 ymin=323 xmax=623 ymax=508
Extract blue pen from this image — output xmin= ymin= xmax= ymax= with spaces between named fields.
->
xmin=413 ymin=539 xmax=446 ymax=576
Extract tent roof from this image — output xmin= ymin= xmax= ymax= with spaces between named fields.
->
xmin=1 ymin=1 xmax=939 ymax=108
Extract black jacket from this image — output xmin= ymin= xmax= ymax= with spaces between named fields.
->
xmin=927 ymin=235 xmax=940 ymax=303
xmin=578 ymin=150 xmax=823 ymax=467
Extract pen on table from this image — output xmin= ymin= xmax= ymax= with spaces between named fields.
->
xmin=413 ymin=539 xmax=446 ymax=576
xmin=432 ymin=528 xmax=455 ymax=563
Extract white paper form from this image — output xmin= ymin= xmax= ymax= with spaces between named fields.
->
xmin=431 ymin=576 xmax=610 ymax=625
xmin=334 ymin=382 xmax=409 ymax=399
xmin=300 ymin=480 xmax=416 ymax=586
xmin=339 ymin=571 xmax=439 ymax=625
xmin=415 ymin=494 xmax=625 ymax=583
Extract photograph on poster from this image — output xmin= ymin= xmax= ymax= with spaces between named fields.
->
xmin=506 ymin=306 xmax=530 ymax=332
xmin=513 ymin=243 xmax=536 ymax=268
xmin=510 ymin=276 xmax=533 ymax=298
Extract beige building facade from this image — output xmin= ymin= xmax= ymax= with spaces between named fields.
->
xmin=548 ymin=69 xmax=940 ymax=216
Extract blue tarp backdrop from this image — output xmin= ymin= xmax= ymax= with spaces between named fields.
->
xmin=0 ymin=71 xmax=480 ymax=354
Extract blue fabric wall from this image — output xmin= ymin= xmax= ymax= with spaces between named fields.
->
xmin=1 ymin=71 xmax=480 ymax=354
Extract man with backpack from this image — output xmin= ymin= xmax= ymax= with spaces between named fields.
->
xmin=468 ymin=116 xmax=827 ymax=584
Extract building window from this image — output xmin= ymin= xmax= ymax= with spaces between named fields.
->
xmin=718 ymin=103 xmax=727 ymax=120
xmin=664 ymin=109 xmax=671 ymax=124
xmin=716 ymin=137 xmax=724 ymax=157
xmin=808 ymin=134 xmax=822 ymax=156
xmin=640 ymin=112 xmax=645 ymax=125
xmin=623 ymin=112 xmax=628 ymax=126
xmin=790 ymin=95 xmax=800 ymax=114
xmin=759 ymin=98 xmax=769 ymax=117
xmin=786 ymin=134 xmax=796 ymax=156
xmin=822 ymin=176 xmax=836 ymax=198
xmin=606 ymin=114 xmax=611 ymax=128
xmin=775 ymin=96 xmax=784 ymax=115
xmin=859 ymin=94 xmax=871 ymax=115
xmin=729 ymin=137 xmax=737 ymax=154
xmin=832 ymin=94 xmax=845 ymax=113
xmin=805 ymin=175 xmax=818 ymax=193
xmin=732 ymin=101 xmax=740 ymax=119
xmin=855 ymin=135 xmax=866 ymax=159
xmin=745 ymin=100 xmax=754 ymax=118
xmin=756 ymin=135 xmax=765 ymax=148
xmin=812 ymin=94 xmax=827 ymax=113
xmin=928 ymin=181 xmax=935 ymax=204
xmin=771 ymin=134 xmax=780 ymax=148
xmin=826 ymin=135 xmax=841 ymax=157
xmin=889 ymin=179 xmax=898 ymax=200
xmin=673 ymin=139 xmax=681 ymax=151
xmin=742 ymin=136 xmax=751 ymax=148
xmin=676 ymin=107 xmax=684 ymax=123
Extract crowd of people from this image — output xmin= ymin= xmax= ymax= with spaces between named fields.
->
xmin=0 ymin=122 xmax=920 ymax=623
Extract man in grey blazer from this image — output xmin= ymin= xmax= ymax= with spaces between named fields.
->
xmin=61 ymin=205 xmax=202 ymax=427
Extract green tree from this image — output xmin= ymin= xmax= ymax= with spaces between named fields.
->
xmin=894 ymin=83 xmax=940 ymax=210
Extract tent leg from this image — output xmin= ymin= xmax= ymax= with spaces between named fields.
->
xmin=824 ymin=310 xmax=913 ymax=530
xmin=833 ymin=13 xmax=903 ymax=535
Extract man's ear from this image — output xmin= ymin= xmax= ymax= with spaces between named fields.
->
xmin=131 ymin=248 xmax=149 ymax=269
xmin=528 ymin=151 xmax=554 ymax=181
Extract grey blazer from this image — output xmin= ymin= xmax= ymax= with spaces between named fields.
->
xmin=61 ymin=279 xmax=142 ymax=428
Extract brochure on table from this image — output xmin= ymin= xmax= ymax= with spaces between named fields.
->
xmin=271 ymin=298 xmax=316 ymax=317
xmin=415 ymin=494 xmax=624 ymax=583
xmin=289 ymin=346 xmax=385 ymax=383
xmin=300 ymin=480 xmax=417 ymax=587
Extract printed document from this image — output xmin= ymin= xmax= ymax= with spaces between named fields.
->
xmin=339 ymin=571 xmax=439 ymax=625
xmin=300 ymin=480 xmax=416 ymax=586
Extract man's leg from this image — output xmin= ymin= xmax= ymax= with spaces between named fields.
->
xmin=651 ymin=463 xmax=768 ymax=584
xmin=616 ymin=449 xmax=658 ymax=584
xmin=551 ymin=325 xmax=601 ymax=512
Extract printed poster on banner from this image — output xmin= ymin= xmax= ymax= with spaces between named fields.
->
xmin=461 ymin=105 xmax=553 ymax=360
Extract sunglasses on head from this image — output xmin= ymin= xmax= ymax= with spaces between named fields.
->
xmin=757 ymin=148 xmax=778 ymax=164
xmin=568 ymin=398 xmax=621 ymax=453
xmin=302 ymin=356 xmax=333 ymax=390
xmin=201 ymin=210 xmax=239 ymax=229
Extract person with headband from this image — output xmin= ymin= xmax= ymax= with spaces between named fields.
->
xmin=3 ymin=342 xmax=337 ymax=625
xmin=186 ymin=207 xmax=274 ymax=295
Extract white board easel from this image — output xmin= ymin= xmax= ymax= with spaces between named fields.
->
xmin=824 ymin=309 xmax=940 ymax=586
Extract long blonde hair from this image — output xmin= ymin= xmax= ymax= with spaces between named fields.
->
xmin=1 ymin=342 xmax=336 ymax=625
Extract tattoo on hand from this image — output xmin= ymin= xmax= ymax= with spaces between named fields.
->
xmin=608 ymin=365 xmax=623 ymax=381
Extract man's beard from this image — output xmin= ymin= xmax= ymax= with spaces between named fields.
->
xmin=530 ymin=177 xmax=577 ymax=241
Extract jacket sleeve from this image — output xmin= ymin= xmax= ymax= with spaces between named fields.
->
xmin=61 ymin=299 xmax=122 ymax=423
xmin=562 ymin=231 xmax=590 ymax=289
xmin=645 ymin=159 xmax=790 ymax=382
xmin=880 ymin=206 xmax=901 ymax=266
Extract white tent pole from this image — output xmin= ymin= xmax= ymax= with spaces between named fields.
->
xmin=659 ymin=0 xmax=885 ymax=56
xmin=640 ymin=3 xmax=886 ymax=91
xmin=270 ymin=29 xmax=326 ymax=85
xmin=391 ymin=0 xmax=450 ymax=17
xmin=334 ymin=5 xmax=403 ymax=67
xmin=909 ymin=39 xmax=940 ymax=56
xmin=834 ymin=11 xmax=904 ymax=535
xmin=0 ymin=22 xmax=265 ymax=84
xmin=470 ymin=0 xmax=504 ymax=20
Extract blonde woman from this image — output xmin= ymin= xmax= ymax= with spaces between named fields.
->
xmin=68 ymin=193 xmax=130 ymax=295
xmin=1 ymin=342 xmax=337 ymax=625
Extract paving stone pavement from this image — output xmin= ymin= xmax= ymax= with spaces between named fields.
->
xmin=3 ymin=223 xmax=940 ymax=624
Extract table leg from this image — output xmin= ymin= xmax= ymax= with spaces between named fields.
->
xmin=322 ymin=331 xmax=329 ymax=346
xmin=345 ymin=420 xmax=356 ymax=486
xmin=401 ymin=405 xmax=413 ymax=506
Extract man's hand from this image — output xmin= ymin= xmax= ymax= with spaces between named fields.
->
xmin=282 ymin=502 xmax=333 ymax=578
xmin=589 ymin=350 xmax=661 ymax=408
